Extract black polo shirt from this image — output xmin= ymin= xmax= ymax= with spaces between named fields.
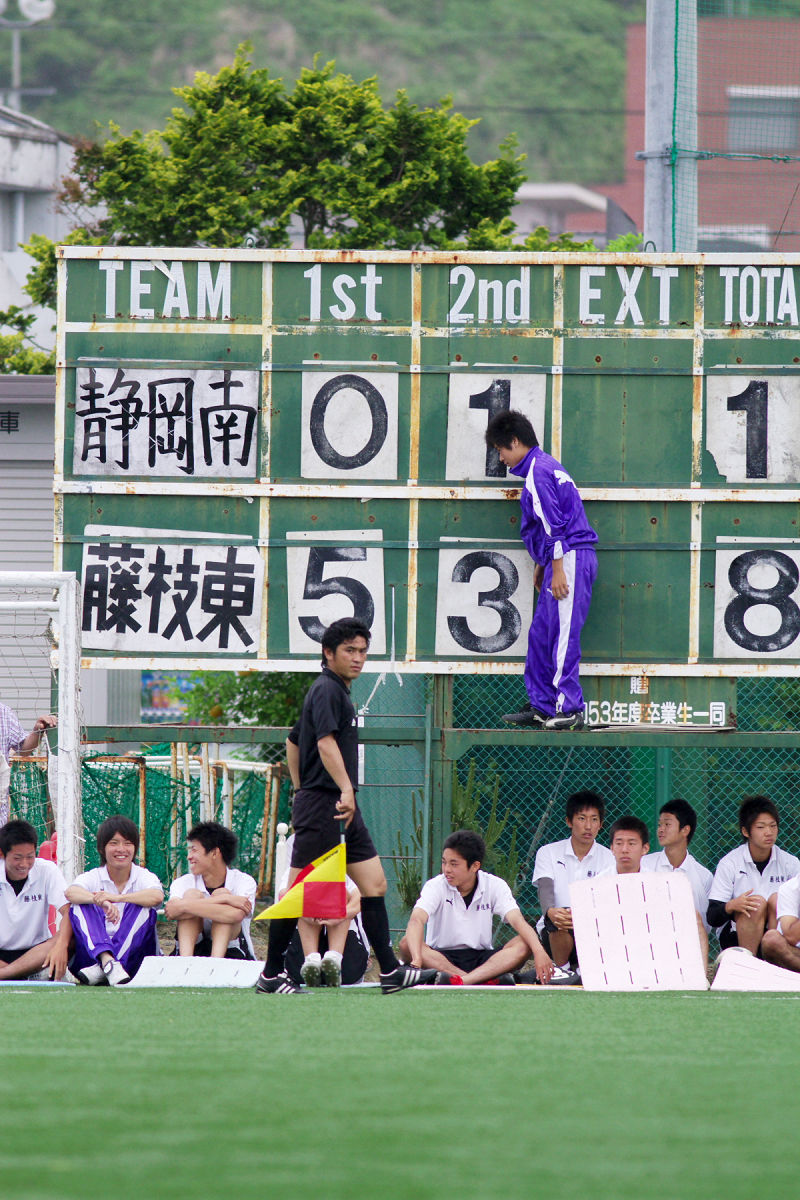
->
xmin=289 ymin=666 xmax=359 ymax=792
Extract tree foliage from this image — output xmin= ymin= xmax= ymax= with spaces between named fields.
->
xmin=0 ymin=306 xmax=54 ymax=375
xmin=61 ymin=47 xmax=526 ymax=252
xmin=181 ymin=671 xmax=312 ymax=732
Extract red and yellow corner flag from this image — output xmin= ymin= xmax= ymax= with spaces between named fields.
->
xmin=255 ymin=843 xmax=347 ymax=922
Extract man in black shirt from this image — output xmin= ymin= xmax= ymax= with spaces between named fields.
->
xmin=256 ymin=617 xmax=437 ymax=994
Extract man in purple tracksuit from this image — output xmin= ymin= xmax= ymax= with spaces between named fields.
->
xmin=485 ymin=411 xmax=598 ymax=730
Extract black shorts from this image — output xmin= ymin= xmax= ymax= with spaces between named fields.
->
xmin=290 ymin=787 xmax=378 ymax=867
xmin=717 ymin=921 xmax=764 ymax=959
xmin=170 ymin=932 xmax=254 ymax=961
xmin=284 ymin=928 xmax=369 ymax=986
xmin=433 ymin=946 xmax=502 ymax=974
xmin=0 ymin=946 xmax=37 ymax=963
xmin=539 ymin=925 xmax=579 ymax=967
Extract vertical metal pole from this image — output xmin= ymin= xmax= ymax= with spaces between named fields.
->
xmin=222 ymin=763 xmax=234 ymax=827
xmin=421 ymin=699 xmax=433 ymax=883
xmin=643 ymin=0 xmax=697 ymax=251
xmin=674 ymin=0 xmax=698 ymax=251
xmin=8 ymin=28 xmax=21 ymax=110
xmin=138 ymin=758 xmax=147 ymax=868
xmin=429 ymin=676 xmax=453 ymax=858
xmin=643 ymin=0 xmax=676 ymax=251
xmin=57 ymin=573 xmax=82 ymax=882
xmin=169 ymin=743 xmax=178 ymax=870
xmin=257 ymin=767 xmax=272 ymax=898
xmin=654 ymin=746 xmax=672 ymax=835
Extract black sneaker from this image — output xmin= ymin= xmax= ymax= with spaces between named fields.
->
xmin=513 ymin=968 xmax=541 ymax=985
xmin=434 ymin=971 xmax=463 ymax=986
xmin=501 ymin=703 xmax=549 ymax=728
xmin=485 ymin=972 xmax=516 ymax=986
xmin=545 ymin=711 xmax=585 ymax=731
xmin=379 ymin=963 xmax=438 ymax=993
xmin=254 ymin=971 xmax=303 ymax=995
xmin=544 ymin=965 xmax=582 ymax=986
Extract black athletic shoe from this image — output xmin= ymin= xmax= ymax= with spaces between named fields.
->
xmin=434 ymin=971 xmax=463 ymax=986
xmin=544 ymin=711 xmax=585 ymax=731
xmin=544 ymin=965 xmax=582 ymax=986
xmin=501 ymin=703 xmax=549 ymax=728
xmin=486 ymin=972 xmax=516 ymax=986
xmin=379 ymin=963 xmax=438 ymax=993
xmin=513 ymin=968 xmax=541 ymax=985
xmin=254 ymin=971 xmax=303 ymax=995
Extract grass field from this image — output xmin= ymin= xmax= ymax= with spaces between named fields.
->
xmin=2 ymin=986 xmax=796 ymax=1200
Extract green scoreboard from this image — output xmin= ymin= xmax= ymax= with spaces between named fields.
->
xmin=56 ymin=248 xmax=800 ymax=725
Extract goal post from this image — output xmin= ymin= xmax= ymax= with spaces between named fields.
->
xmin=0 ymin=571 xmax=82 ymax=881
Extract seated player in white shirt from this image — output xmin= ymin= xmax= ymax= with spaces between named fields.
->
xmin=0 ymin=818 xmax=71 ymax=980
xmin=532 ymin=790 xmax=615 ymax=970
xmin=706 ymin=796 xmax=799 ymax=957
xmin=399 ymin=830 xmax=554 ymax=985
xmin=165 ymin=821 xmax=257 ymax=959
xmin=761 ymin=874 xmax=800 ymax=971
xmin=641 ymin=799 xmax=713 ymax=970
xmin=66 ymin=815 xmax=163 ymax=986
xmin=608 ymin=816 xmax=650 ymax=874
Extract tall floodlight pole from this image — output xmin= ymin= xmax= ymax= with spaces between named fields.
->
xmin=0 ymin=0 xmax=55 ymax=111
xmin=642 ymin=0 xmax=697 ymax=251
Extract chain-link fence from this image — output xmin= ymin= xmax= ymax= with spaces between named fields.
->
xmin=7 ymin=673 xmax=799 ymax=942
xmin=673 ymin=3 xmax=800 ymax=251
xmin=8 ymin=752 xmax=291 ymax=897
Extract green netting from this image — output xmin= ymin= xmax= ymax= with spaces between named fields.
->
xmin=674 ymin=2 xmax=800 ymax=250
xmin=8 ymin=759 xmax=51 ymax=842
xmin=8 ymin=754 xmax=291 ymax=895
xmin=8 ymin=674 xmax=800 ymax=936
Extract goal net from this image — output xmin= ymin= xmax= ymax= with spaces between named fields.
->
xmin=0 ymin=572 xmax=82 ymax=880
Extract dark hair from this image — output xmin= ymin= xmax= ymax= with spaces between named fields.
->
xmin=97 ymin=815 xmax=140 ymax=863
xmin=609 ymin=816 xmax=650 ymax=845
xmin=659 ymin=799 xmax=697 ymax=843
xmin=320 ymin=618 xmax=371 ymax=662
xmin=0 ymin=818 xmax=38 ymax=855
xmin=566 ymin=789 xmax=605 ymax=824
xmin=484 ymin=410 xmax=539 ymax=450
xmin=187 ymin=821 xmax=238 ymax=865
xmin=739 ymin=795 xmax=779 ymax=837
xmin=443 ymin=829 xmax=486 ymax=868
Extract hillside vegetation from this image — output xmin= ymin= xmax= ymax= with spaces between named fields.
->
xmin=20 ymin=0 xmax=644 ymax=185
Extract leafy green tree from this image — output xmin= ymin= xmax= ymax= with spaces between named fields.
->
xmin=0 ymin=307 xmax=54 ymax=375
xmin=182 ymin=671 xmax=312 ymax=730
xmin=59 ymin=47 xmax=525 ymax=252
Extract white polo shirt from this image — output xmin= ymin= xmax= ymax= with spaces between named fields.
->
xmin=170 ymin=866 xmax=257 ymax=956
xmin=709 ymin=843 xmax=800 ymax=912
xmin=414 ymin=870 xmax=518 ymax=951
xmin=72 ymin=862 xmax=163 ymax=934
xmin=532 ymin=837 xmax=615 ymax=932
xmin=776 ymin=875 xmax=800 ymax=942
xmin=0 ymin=858 xmax=68 ymax=950
xmin=641 ymin=849 xmax=713 ymax=930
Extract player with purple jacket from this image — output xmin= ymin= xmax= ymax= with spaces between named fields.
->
xmin=485 ymin=411 xmax=598 ymax=730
